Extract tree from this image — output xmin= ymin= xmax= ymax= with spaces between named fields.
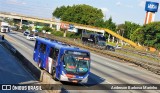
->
xmin=116 ymin=24 xmax=125 ymax=36
xmin=104 ymin=17 xmax=116 ymax=42
xmin=53 ymin=6 xmax=69 ymax=18
xmin=42 ymin=26 xmax=53 ymax=32
xmin=121 ymin=21 xmax=141 ymax=39
xmin=104 ymin=17 xmax=116 ymax=31
xmin=130 ymin=27 xmax=145 ymax=45
xmin=53 ymin=4 xmax=103 ymax=26
xmin=131 ymin=22 xmax=160 ymax=49
xmin=22 ymin=25 xmax=32 ymax=31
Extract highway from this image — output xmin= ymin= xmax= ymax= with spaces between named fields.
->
xmin=2 ymin=31 xmax=160 ymax=93
xmin=0 ymin=38 xmax=43 ymax=93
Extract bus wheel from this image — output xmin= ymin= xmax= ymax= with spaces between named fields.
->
xmin=52 ymin=69 xmax=58 ymax=81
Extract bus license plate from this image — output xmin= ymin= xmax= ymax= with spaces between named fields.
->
xmin=72 ymin=80 xmax=78 ymax=83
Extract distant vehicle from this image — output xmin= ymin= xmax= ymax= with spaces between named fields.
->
xmin=23 ymin=31 xmax=30 ymax=36
xmin=26 ymin=34 xmax=35 ymax=40
xmin=82 ymin=32 xmax=106 ymax=49
xmin=0 ymin=22 xmax=10 ymax=33
xmin=33 ymin=38 xmax=91 ymax=83
xmin=34 ymin=30 xmax=39 ymax=33
xmin=105 ymin=45 xmax=115 ymax=51
xmin=34 ymin=33 xmax=39 ymax=39
xmin=115 ymin=45 xmax=122 ymax=49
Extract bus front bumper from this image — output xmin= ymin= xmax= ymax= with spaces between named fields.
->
xmin=60 ymin=74 xmax=88 ymax=83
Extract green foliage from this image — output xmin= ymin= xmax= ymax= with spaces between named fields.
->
xmin=123 ymin=21 xmax=141 ymax=39
xmin=130 ymin=27 xmax=145 ymax=44
xmin=66 ymin=31 xmax=81 ymax=38
xmin=51 ymin=30 xmax=64 ymax=37
xmin=22 ymin=25 xmax=32 ymax=31
xmin=104 ymin=17 xmax=116 ymax=31
xmin=51 ymin=30 xmax=81 ymax=38
xmin=131 ymin=22 xmax=160 ymax=49
xmin=53 ymin=6 xmax=69 ymax=18
xmin=53 ymin=4 xmax=103 ymax=26
xmin=42 ymin=26 xmax=53 ymax=32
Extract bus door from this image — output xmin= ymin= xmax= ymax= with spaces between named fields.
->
xmin=33 ymin=40 xmax=40 ymax=62
xmin=33 ymin=41 xmax=38 ymax=62
xmin=38 ymin=43 xmax=47 ymax=68
xmin=48 ymin=47 xmax=60 ymax=76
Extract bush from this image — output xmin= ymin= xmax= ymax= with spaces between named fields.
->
xmin=51 ymin=30 xmax=63 ymax=37
xmin=66 ymin=31 xmax=81 ymax=38
xmin=21 ymin=25 xmax=28 ymax=30
xmin=51 ymin=30 xmax=81 ymax=38
xmin=21 ymin=25 xmax=32 ymax=31
xmin=42 ymin=26 xmax=53 ymax=32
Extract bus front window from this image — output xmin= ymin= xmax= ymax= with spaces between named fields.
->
xmin=63 ymin=55 xmax=90 ymax=76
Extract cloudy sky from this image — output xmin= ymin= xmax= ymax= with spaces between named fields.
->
xmin=0 ymin=0 xmax=160 ymax=25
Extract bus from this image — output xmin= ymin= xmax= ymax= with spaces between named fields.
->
xmin=33 ymin=38 xmax=91 ymax=83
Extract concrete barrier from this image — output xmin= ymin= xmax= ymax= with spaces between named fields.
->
xmin=2 ymin=39 xmax=42 ymax=80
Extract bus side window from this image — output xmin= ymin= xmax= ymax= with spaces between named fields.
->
xmin=34 ymin=41 xmax=38 ymax=50
xmin=49 ymin=47 xmax=54 ymax=58
xmin=39 ymin=43 xmax=46 ymax=54
xmin=54 ymin=48 xmax=59 ymax=60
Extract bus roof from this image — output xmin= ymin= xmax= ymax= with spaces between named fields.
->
xmin=36 ymin=37 xmax=89 ymax=53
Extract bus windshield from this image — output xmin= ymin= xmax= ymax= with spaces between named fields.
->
xmin=63 ymin=54 xmax=90 ymax=76
xmin=2 ymin=26 xmax=8 ymax=28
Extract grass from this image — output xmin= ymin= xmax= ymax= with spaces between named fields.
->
xmin=116 ymin=49 xmax=160 ymax=64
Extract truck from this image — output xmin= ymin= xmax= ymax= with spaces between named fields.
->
xmin=0 ymin=22 xmax=10 ymax=33
xmin=81 ymin=32 xmax=106 ymax=49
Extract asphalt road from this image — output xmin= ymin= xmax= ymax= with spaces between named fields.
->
xmin=2 ymin=31 xmax=160 ymax=93
xmin=0 ymin=40 xmax=43 ymax=93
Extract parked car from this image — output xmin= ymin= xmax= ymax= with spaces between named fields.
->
xmin=105 ymin=45 xmax=115 ymax=51
xmin=23 ymin=31 xmax=30 ymax=36
xmin=26 ymin=34 xmax=35 ymax=40
xmin=34 ymin=33 xmax=39 ymax=39
xmin=115 ymin=45 xmax=122 ymax=49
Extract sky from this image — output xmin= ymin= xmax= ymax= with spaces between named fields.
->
xmin=0 ymin=0 xmax=160 ymax=25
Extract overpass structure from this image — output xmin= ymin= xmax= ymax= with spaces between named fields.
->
xmin=0 ymin=12 xmax=144 ymax=49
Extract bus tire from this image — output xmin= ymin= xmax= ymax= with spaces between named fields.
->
xmin=52 ymin=69 xmax=58 ymax=81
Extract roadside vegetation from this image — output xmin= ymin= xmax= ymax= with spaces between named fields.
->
xmin=4 ymin=4 xmax=160 ymax=50
xmin=52 ymin=4 xmax=160 ymax=50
